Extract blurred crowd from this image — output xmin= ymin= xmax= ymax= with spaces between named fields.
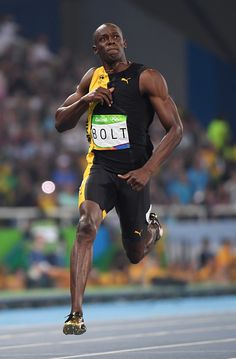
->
xmin=1 ymin=228 xmax=236 ymax=290
xmin=0 ymin=15 xmax=94 ymax=210
xmin=0 ymin=15 xmax=236 ymax=211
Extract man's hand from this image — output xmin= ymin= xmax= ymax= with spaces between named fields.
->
xmin=83 ymin=87 xmax=114 ymax=107
xmin=118 ymin=168 xmax=151 ymax=191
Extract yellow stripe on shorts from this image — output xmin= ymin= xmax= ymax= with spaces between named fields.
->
xmin=78 ymin=151 xmax=106 ymax=219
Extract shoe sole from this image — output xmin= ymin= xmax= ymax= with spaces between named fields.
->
xmin=63 ymin=324 xmax=87 ymax=335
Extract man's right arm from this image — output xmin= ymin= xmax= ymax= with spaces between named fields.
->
xmin=55 ymin=68 xmax=115 ymax=133
xmin=55 ymin=68 xmax=95 ymax=133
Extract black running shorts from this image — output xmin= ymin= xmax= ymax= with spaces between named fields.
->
xmin=78 ymin=163 xmax=151 ymax=241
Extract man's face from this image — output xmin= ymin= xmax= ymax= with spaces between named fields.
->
xmin=93 ymin=24 xmax=127 ymax=63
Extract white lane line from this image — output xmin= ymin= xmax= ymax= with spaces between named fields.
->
xmin=4 ymin=322 xmax=236 ymax=345
xmin=0 ymin=331 xmax=168 ymax=350
xmin=0 ymin=331 xmax=59 ymax=340
xmin=1 ymin=314 xmax=235 ymax=340
xmin=1 ymin=310 xmax=235 ymax=333
xmin=59 ymin=324 xmax=236 ymax=345
xmin=51 ymin=338 xmax=236 ymax=359
xmin=0 ymin=342 xmax=53 ymax=350
xmin=60 ymin=331 xmax=168 ymax=344
xmin=1 ymin=324 xmax=236 ymax=350
xmin=175 ymin=324 xmax=236 ymax=335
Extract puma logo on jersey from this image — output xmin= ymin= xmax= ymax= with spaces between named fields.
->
xmin=134 ymin=230 xmax=142 ymax=237
xmin=121 ymin=77 xmax=131 ymax=84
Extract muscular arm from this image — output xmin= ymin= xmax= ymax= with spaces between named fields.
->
xmin=118 ymin=69 xmax=183 ymax=191
xmin=55 ymin=68 xmax=114 ymax=132
xmin=141 ymin=69 xmax=183 ymax=175
xmin=55 ymin=68 xmax=94 ymax=132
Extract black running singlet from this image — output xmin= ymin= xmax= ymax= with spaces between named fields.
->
xmin=86 ymin=63 xmax=154 ymax=173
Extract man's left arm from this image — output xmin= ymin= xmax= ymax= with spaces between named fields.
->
xmin=118 ymin=68 xmax=183 ymax=191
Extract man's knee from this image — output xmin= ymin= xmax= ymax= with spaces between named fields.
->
xmin=123 ymin=237 xmax=145 ymax=264
xmin=126 ymin=251 xmax=144 ymax=264
xmin=76 ymin=217 xmax=97 ymax=244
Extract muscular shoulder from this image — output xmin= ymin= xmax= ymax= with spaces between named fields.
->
xmin=76 ymin=67 xmax=96 ymax=94
xmin=139 ymin=68 xmax=168 ymax=100
xmin=60 ymin=67 xmax=96 ymax=107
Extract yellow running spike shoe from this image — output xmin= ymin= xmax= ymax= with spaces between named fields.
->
xmin=63 ymin=312 xmax=87 ymax=335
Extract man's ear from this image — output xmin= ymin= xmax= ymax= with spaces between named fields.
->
xmin=93 ymin=45 xmax=98 ymax=54
xmin=123 ymin=39 xmax=127 ymax=49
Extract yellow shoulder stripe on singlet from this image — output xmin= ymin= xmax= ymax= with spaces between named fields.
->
xmin=89 ymin=66 xmax=109 ymax=91
xmin=86 ymin=67 xmax=110 ymax=152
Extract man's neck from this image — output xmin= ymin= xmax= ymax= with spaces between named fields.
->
xmin=104 ymin=60 xmax=131 ymax=74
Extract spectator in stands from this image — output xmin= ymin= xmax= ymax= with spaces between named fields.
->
xmin=57 ymin=183 xmax=78 ymax=207
xmin=187 ymin=153 xmax=209 ymax=199
xmin=207 ymin=115 xmax=231 ymax=152
xmin=167 ymin=170 xmax=192 ymax=204
xmin=0 ymin=14 xmax=19 ymax=55
xmin=224 ymin=169 xmax=236 ymax=204
xmin=214 ymin=238 xmax=235 ymax=282
xmin=197 ymin=238 xmax=214 ymax=269
xmin=27 ymin=234 xmax=53 ymax=288
xmin=26 ymin=233 xmax=66 ymax=288
xmin=28 ymin=34 xmax=54 ymax=65
xmin=52 ymin=154 xmax=78 ymax=189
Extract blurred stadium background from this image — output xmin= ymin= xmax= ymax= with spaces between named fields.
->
xmin=1 ymin=0 xmax=236 ymax=300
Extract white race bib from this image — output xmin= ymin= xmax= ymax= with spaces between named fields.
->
xmin=91 ymin=114 xmax=130 ymax=150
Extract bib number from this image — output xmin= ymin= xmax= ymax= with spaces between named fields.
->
xmin=91 ymin=114 xmax=130 ymax=150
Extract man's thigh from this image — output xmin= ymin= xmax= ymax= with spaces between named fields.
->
xmin=79 ymin=164 xmax=117 ymax=215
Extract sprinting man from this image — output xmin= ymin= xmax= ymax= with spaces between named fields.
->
xmin=55 ymin=23 xmax=183 ymax=335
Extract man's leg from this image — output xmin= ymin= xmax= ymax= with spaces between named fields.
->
xmin=121 ymin=214 xmax=162 ymax=264
xmin=116 ymin=181 xmax=162 ymax=264
xmin=63 ymin=200 xmax=103 ymax=335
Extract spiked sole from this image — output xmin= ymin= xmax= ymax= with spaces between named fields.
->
xmin=63 ymin=324 xmax=87 ymax=335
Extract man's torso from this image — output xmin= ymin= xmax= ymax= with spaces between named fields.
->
xmin=86 ymin=62 xmax=154 ymax=173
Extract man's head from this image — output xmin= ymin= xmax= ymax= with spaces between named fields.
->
xmin=93 ymin=23 xmax=127 ymax=64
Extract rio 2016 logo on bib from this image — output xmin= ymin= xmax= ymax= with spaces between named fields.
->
xmin=91 ymin=114 xmax=130 ymax=150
